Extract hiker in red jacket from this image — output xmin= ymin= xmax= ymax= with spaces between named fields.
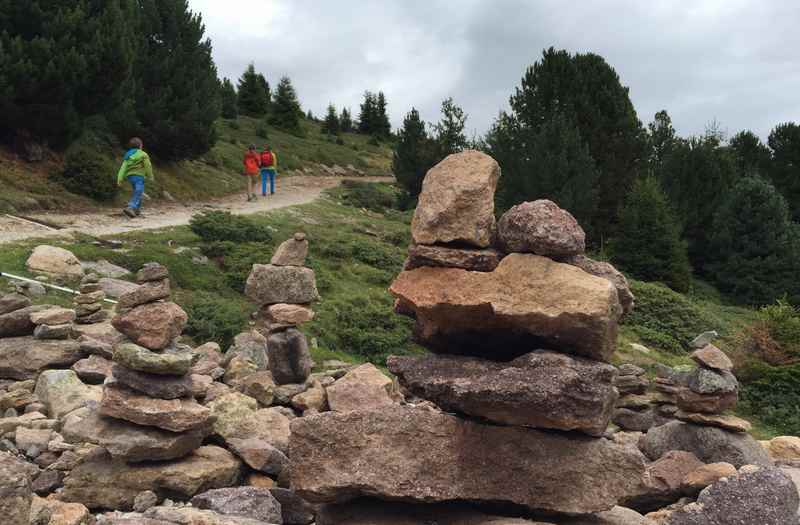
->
xmin=259 ymin=144 xmax=278 ymax=197
xmin=243 ymin=144 xmax=261 ymax=201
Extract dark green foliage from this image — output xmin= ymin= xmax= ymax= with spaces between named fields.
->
xmin=358 ymin=91 xmax=391 ymax=138
xmin=220 ymin=78 xmax=239 ymax=119
xmin=767 ymin=122 xmax=800 ymax=221
xmin=647 ymin=110 xmax=678 ymax=174
xmin=236 ymin=64 xmax=270 ymax=117
xmin=189 ymin=211 xmax=272 ymax=244
xmin=392 ymin=108 xmax=437 ymax=197
xmin=611 ymin=177 xmax=691 ymax=292
xmin=432 ymin=97 xmax=467 ymax=157
xmin=322 ymin=103 xmax=340 ymax=135
xmin=255 ymin=123 xmax=268 ymax=139
xmin=268 ymin=76 xmax=302 ymax=134
xmin=340 ymin=108 xmax=354 ymax=133
xmin=757 ymin=300 xmax=800 ymax=357
xmin=56 ymin=136 xmax=117 ymax=201
xmin=182 ymin=291 xmax=248 ymax=348
xmin=740 ymin=363 xmax=800 ymax=436
xmin=729 ymin=130 xmax=771 ymax=177
xmin=349 ymin=238 xmax=405 ymax=272
xmin=624 ymin=280 xmax=721 ymax=353
xmin=707 ymin=176 xmax=800 ymax=305
xmin=338 ymin=180 xmax=401 ymax=212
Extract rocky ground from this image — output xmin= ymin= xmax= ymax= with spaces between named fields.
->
xmin=1 ymin=151 xmax=800 ymax=524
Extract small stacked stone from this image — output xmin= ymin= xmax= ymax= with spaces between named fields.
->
xmin=245 ymin=234 xmax=319 ymax=387
xmin=30 ymin=307 xmax=75 ymax=341
xmin=612 ymin=364 xmax=656 ymax=432
xmin=73 ymin=274 xmax=108 ymax=325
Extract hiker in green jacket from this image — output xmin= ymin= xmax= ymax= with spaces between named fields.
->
xmin=117 ymin=137 xmax=154 ymax=218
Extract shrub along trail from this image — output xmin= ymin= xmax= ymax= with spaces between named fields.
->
xmin=0 ymin=175 xmax=391 ymax=244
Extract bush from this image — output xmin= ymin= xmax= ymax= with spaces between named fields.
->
xmin=742 ymin=299 xmax=800 ymax=365
xmin=349 ymin=238 xmax=405 ymax=273
xmin=189 ymin=211 xmax=272 ymax=244
xmin=56 ymin=142 xmax=117 ymax=201
xmin=339 ymin=181 xmax=400 ymax=212
xmin=181 ymin=292 xmax=249 ymax=349
xmin=256 ymin=124 xmax=269 ymax=139
xmin=624 ymin=280 xmax=721 ymax=353
xmin=336 ymin=137 xmax=345 ymax=146
xmin=198 ymin=240 xmax=270 ymax=292
xmin=739 ymin=362 xmax=800 ymax=436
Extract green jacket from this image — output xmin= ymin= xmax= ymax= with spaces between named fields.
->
xmin=117 ymin=148 xmax=154 ymax=184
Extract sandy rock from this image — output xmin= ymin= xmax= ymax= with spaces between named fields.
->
xmin=207 ymin=393 xmax=291 ymax=453
xmin=26 ymin=245 xmax=84 ymax=278
xmin=136 ymin=263 xmax=169 ymax=283
xmin=263 ymin=303 xmax=315 ymax=326
xmin=622 ymin=450 xmax=704 ymax=513
xmin=690 ymin=345 xmax=733 ymax=372
xmin=112 ymin=302 xmax=188 ymax=351
xmin=267 ymin=329 xmax=312 ymax=385
xmin=680 ymin=462 xmax=736 ymax=495
xmin=34 ymin=323 xmax=73 ymax=340
xmin=0 ymin=388 xmax=37 ymax=411
xmin=191 ymin=487 xmax=283 ymax=523
xmin=675 ymin=388 xmax=737 ymax=415
xmin=81 ymin=259 xmax=131 ymax=279
xmin=561 ymin=255 xmax=635 ymax=315
xmin=271 ymin=235 xmax=310 ymax=266
xmin=673 ymin=411 xmax=751 ymax=433
xmin=390 ymin=254 xmax=621 ymax=361
xmin=99 ymin=383 xmax=212 ymax=432
xmin=15 ymin=426 xmax=53 ymax=452
xmin=133 ymin=490 xmax=159 ymax=512
xmin=60 ymin=446 xmax=241 ymax=510
xmin=0 ymin=411 xmax=46 ymax=434
xmin=389 ymin=350 xmax=617 ymax=436
xmin=227 ymin=437 xmax=289 ymax=476
xmin=615 ymin=375 xmax=650 ymax=396
xmin=116 ymin=279 xmax=170 ymax=310
xmin=29 ymin=496 xmax=91 ymax=525
xmin=326 ymin=363 xmax=396 ymax=413
xmin=767 ymin=436 xmax=800 ymax=462
xmin=498 ymin=200 xmax=586 ymax=257
xmin=639 ymin=420 xmax=771 ymax=468
xmin=0 ymin=293 xmax=31 ymax=315
xmin=245 ymin=265 xmax=320 ymax=306
xmin=113 ymin=343 xmax=194 ymax=376
xmin=35 ymin=370 xmax=101 ymax=419
xmin=241 ymin=371 xmax=276 ymax=406
xmin=223 ymin=356 xmax=259 ymax=388
xmin=30 ymin=307 xmax=76 ymax=326
xmin=192 ymin=342 xmax=224 ymax=375
xmin=98 ymin=278 xmax=139 ymax=299
xmin=404 ymin=244 xmax=504 ymax=272
xmin=111 ymin=364 xmax=194 ymax=399
xmin=72 ymin=355 xmax=113 ymax=384
xmin=292 ymin=379 xmax=327 ymax=414
xmin=139 ymin=506 xmax=270 ymax=524
xmin=566 ymin=506 xmax=653 ymax=525
xmin=226 ymin=331 xmax=268 ymax=370
xmin=0 ymin=305 xmax=49 ymax=338
xmin=290 ymin=406 xmax=646 ymax=515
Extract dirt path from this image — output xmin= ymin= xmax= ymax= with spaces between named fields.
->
xmin=0 ymin=175 xmax=392 ymax=244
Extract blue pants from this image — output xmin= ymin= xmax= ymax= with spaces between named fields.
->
xmin=127 ymin=175 xmax=145 ymax=210
xmin=261 ymin=168 xmax=276 ymax=195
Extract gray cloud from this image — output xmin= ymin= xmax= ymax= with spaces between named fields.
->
xmin=191 ymin=0 xmax=800 ymax=140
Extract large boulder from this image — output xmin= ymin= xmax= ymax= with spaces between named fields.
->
xmin=0 ymin=305 xmax=48 ymax=338
xmin=191 ymin=487 xmax=283 ymax=523
xmin=390 ymin=254 xmax=622 ymax=361
xmin=666 ymin=465 xmax=799 ymax=525
xmin=404 ymin=244 xmax=504 ymax=272
xmin=267 ymin=329 xmax=312 ymax=385
xmin=497 ymin=200 xmax=585 ymax=257
xmin=60 ymin=446 xmax=241 ymax=511
xmin=411 ymin=150 xmax=500 ymax=248
xmin=26 ymin=245 xmax=84 ymax=278
xmin=326 ymin=363 xmax=397 ymax=413
xmin=388 ymin=350 xmax=617 ymax=436
xmin=245 ymin=265 xmax=319 ymax=306
xmin=113 ymin=343 xmax=194 ymax=376
xmin=99 ymin=383 xmax=212 ymax=432
xmin=35 ymin=369 xmax=101 ymax=419
xmin=0 ymin=452 xmax=32 ymax=525
xmin=639 ymin=420 xmax=771 ymax=468
xmin=0 ymin=337 xmax=83 ymax=380
xmin=62 ymin=409 xmax=210 ymax=462
xmin=290 ymin=406 xmax=646 ymax=515
xmin=112 ymin=302 xmax=188 ymax=350
xmin=562 ymin=255 xmax=635 ymax=316
xmin=111 ymin=364 xmax=194 ymax=399
xmin=207 ymin=393 xmax=291 ymax=453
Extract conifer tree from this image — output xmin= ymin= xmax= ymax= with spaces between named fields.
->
xmin=340 ymin=108 xmax=353 ymax=133
xmin=358 ymin=91 xmax=377 ymax=135
xmin=237 ymin=63 xmax=270 ymax=116
xmin=268 ymin=76 xmax=302 ymax=133
xmin=376 ymin=91 xmax=392 ymax=137
xmin=393 ymin=108 xmax=436 ymax=197
xmin=647 ymin=110 xmax=677 ymax=176
xmin=611 ymin=176 xmax=692 ymax=292
xmin=220 ymin=78 xmax=238 ymax=119
xmin=322 ymin=103 xmax=340 ymax=135
xmin=729 ymin=130 xmax=771 ymax=177
xmin=433 ymin=97 xmax=468 ymax=157
xmin=768 ymin=122 xmax=800 ymax=220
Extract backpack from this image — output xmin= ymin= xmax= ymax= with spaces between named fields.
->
xmin=260 ymin=151 xmax=274 ymax=167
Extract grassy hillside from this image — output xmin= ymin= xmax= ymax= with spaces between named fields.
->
xmin=2 ymin=181 xmax=793 ymax=438
xmin=0 ymin=116 xmax=393 ymax=214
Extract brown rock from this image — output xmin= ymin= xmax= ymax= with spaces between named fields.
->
xmin=262 ymin=303 xmax=315 ymax=326
xmin=290 ymin=406 xmax=647 ymax=515
xmin=113 ymin=343 xmax=194 ymax=376
xmin=271 ymin=235 xmax=310 ymax=266
xmin=72 ymin=355 xmax=113 ymax=384
xmin=0 ymin=305 xmax=49 ymax=338
xmin=614 ymin=374 xmax=650 ymax=396
xmin=0 ymin=337 xmax=83 ymax=381
xmin=267 ymin=329 xmax=313 ymax=385
xmin=390 ymin=254 xmax=621 ymax=361
xmin=240 ymin=371 xmax=276 ymax=406
xmin=292 ymin=379 xmax=327 ymax=414
xmin=388 ymin=350 xmax=618 ymax=436
xmin=767 ymin=436 xmax=800 ymax=462
xmin=29 ymin=496 xmax=91 ymax=525
xmin=562 ymin=255 xmax=635 ymax=315
xmin=675 ymin=388 xmax=737 ymax=414
xmin=404 ymin=244 xmax=504 ymax=272
xmin=33 ymin=323 xmax=73 ymax=340
xmin=191 ymin=343 xmax=224 ymax=376
xmin=30 ymin=307 xmax=76 ymax=326
xmin=226 ymin=437 xmax=289 ymax=476
xmin=497 ymin=200 xmax=585 ymax=257
xmin=245 ymin=265 xmax=320 ymax=306
xmin=117 ymin=279 xmax=170 ymax=310
xmin=681 ymin=463 xmax=737 ymax=494
xmin=137 ymin=262 xmax=169 ymax=283
xmin=411 ymin=150 xmax=500 ymax=248
xmin=0 ymin=388 xmax=37 ymax=411
xmin=622 ymin=450 xmax=704 ymax=512
xmin=112 ymin=302 xmax=188 ymax=350
xmin=674 ymin=411 xmax=752 ymax=433
xmin=60 ymin=446 xmax=241 ymax=510
xmin=26 ymin=245 xmax=84 ymax=278
xmin=112 ymin=364 xmax=194 ymax=399
xmin=99 ymin=383 xmax=212 ymax=432
xmin=74 ymin=291 xmax=105 ymax=304
xmin=246 ymin=473 xmax=275 ymax=489
xmin=690 ymin=344 xmax=733 ymax=372
xmin=326 ymin=363 xmax=397 ymax=413
xmin=0 ymin=453 xmax=32 ymax=525
xmin=0 ymin=293 xmax=31 ymax=315
xmin=207 ymin=393 xmax=291 ymax=453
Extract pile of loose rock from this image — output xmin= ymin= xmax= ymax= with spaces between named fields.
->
xmin=73 ymin=274 xmax=109 ymax=325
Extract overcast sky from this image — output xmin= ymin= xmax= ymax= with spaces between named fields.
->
xmin=190 ymin=0 xmax=799 ymax=140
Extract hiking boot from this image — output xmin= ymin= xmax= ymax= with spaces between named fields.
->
xmin=134 ymin=208 xmax=141 ymax=217
xmin=123 ymin=208 xmax=135 ymax=218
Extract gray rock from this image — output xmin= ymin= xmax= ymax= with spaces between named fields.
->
xmin=0 ymin=451 xmax=32 ymax=525
xmin=72 ymin=355 xmax=113 ymax=384
xmin=35 ymin=369 xmax=100 ymax=419
xmin=640 ymin=420 xmax=771 ymax=468
xmin=404 ymin=244 xmax=504 ymax=272
xmin=98 ymin=278 xmax=140 ymax=299
xmin=117 ymin=279 xmax=170 ymax=310
xmin=31 ymin=469 xmax=63 ymax=495
xmin=113 ymin=343 xmax=194 ymax=376
xmin=137 ymin=263 xmax=169 ymax=283
xmin=497 ymin=200 xmax=586 ymax=257
xmin=271 ymin=234 xmax=309 ymax=266
xmin=268 ymin=329 xmax=312 ymax=385
xmin=245 ymin=265 xmax=320 ymax=306
xmin=317 ymin=499 xmax=541 ymax=525
xmin=0 ymin=293 xmax=31 ymax=316
xmin=612 ymin=408 xmax=655 ymax=432
xmin=687 ymin=368 xmax=738 ymax=395
xmin=0 ymin=305 xmax=48 ymax=338
xmin=270 ymin=488 xmax=316 ymax=525
xmin=133 ymin=490 xmax=159 ymax=512
xmin=111 ymin=364 xmax=194 ymax=399
xmin=690 ymin=331 xmax=719 ymax=349
xmin=226 ymin=331 xmax=268 ymax=370
xmin=81 ymin=260 xmax=131 ymax=279
xmin=227 ymin=437 xmax=289 ymax=476
xmin=33 ymin=323 xmax=73 ymax=340
xmin=191 ymin=487 xmax=283 ymax=523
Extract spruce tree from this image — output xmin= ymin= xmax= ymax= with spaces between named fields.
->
xmin=730 ymin=130 xmax=771 ymax=176
xmin=237 ymin=63 xmax=270 ymax=116
xmin=340 ymin=108 xmax=353 ymax=133
xmin=648 ymin=110 xmax=677 ymax=176
xmin=433 ymin=97 xmax=468 ymax=157
xmin=611 ymin=176 xmax=692 ymax=292
xmin=268 ymin=76 xmax=302 ymax=133
xmin=376 ymin=91 xmax=391 ymax=137
xmin=358 ymin=91 xmax=377 ymax=135
xmin=220 ymin=78 xmax=238 ymax=119
xmin=393 ymin=108 xmax=436 ymax=197
xmin=322 ymin=103 xmax=340 ymax=135
xmin=768 ymin=122 xmax=800 ymax=220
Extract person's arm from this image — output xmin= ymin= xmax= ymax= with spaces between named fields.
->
xmin=273 ymin=153 xmax=278 ymax=172
xmin=144 ymin=152 xmax=154 ymax=181
xmin=116 ymin=159 xmax=128 ymax=186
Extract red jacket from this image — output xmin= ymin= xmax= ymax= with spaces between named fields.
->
xmin=243 ymin=151 xmax=261 ymax=175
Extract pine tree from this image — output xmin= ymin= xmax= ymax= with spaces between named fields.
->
xmin=708 ymin=176 xmax=800 ymax=305
xmin=376 ymin=91 xmax=391 ymax=137
xmin=358 ymin=91 xmax=377 ymax=135
xmin=268 ymin=76 xmax=302 ymax=133
xmin=768 ymin=122 xmax=800 ymax=220
xmin=433 ymin=97 xmax=468 ymax=157
xmin=611 ymin=177 xmax=692 ymax=292
xmin=220 ymin=78 xmax=238 ymax=119
xmin=393 ymin=108 xmax=436 ymax=197
xmin=340 ymin=108 xmax=353 ymax=133
xmin=647 ymin=110 xmax=677 ymax=176
xmin=237 ymin=63 xmax=270 ymax=116
xmin=729 ymin=130 xmax=771 ymax=176
xmin=322 ymin=103 xmax=340 ymax=135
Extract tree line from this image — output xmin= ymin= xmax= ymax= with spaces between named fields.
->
xmin=393 ymin=47 xmax=800 ymax=306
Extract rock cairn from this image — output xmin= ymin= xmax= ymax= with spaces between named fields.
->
xmin=73 ymin=273 xmax=109 ymax=325
xmin=30 ymin=306 xmax=75 ymax=341
xmin=289 ymin=150 xmax=647 ymax=518
xmin=245 ymin=233 xmax=319 ymax=387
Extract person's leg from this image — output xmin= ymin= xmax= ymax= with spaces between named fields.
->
xmin=260 ymin=169 xmax=267 ymax=196
xmin=128 ymin=176 xmax=144 ymax=212
xmin=269 ymin=169 xmax=276 ymax=194
xmin=249 ymin=175 xmax=257 ymax=200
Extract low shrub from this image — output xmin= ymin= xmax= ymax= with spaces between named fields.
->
xmin=349 ymin=238 xmax=405 ymax=273
xmin=256 ymin=124 xmax=269 ymax=139
xmin=181 ymin=291 xmax=249 ymax=349
xmin=741 ymin=299 xmax=800 ymax=365
xmin=338 ymin=181 xmax=400 ymax=212
xmin=189 ymin=211 xmax=273 ymax=244
xmin=739 ymin=362 xmax=800 ymax=436
xmin=56 ymin=142 xmax=117 ymax=201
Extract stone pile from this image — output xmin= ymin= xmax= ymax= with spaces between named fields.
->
xmin=245 ymin=233 xmax=319 ymax=387
xmin=30 ymin=306 xmax=75 ymax=341
xmin=289 ymin=150 xmax=647 ymax=518
xmin=73 ymin=273 xmax=109 ymax=325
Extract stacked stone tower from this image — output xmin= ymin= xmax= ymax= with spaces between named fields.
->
xmin=289 ymin=151 xmax=647 ymax=518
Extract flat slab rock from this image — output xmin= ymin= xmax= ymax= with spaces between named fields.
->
xmin=99 ymin=383 xmax=212 ymax=432
xmin=388 ymin=350 xmax=618 ymax=436
xmin=390 ymin=254 xmax=622 ymax=361
xmin=0 ymin=337 xmax=83 ymax=381
xmin=290 ymin=406 xmax=646 ymax=515
xmin=404 ymin=244 xmax=504 ymax=272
